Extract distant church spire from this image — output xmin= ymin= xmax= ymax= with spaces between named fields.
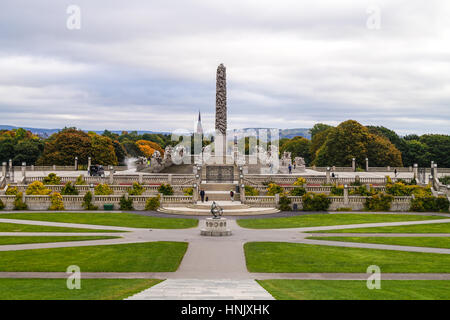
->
xmin=196 ymin=110 xmax=203 ymax=135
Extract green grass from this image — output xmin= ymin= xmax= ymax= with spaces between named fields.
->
xmin=244 ymin=242 xmax=450 ymax=273
xmin=236 ymin=214 xmax=442 ymax=229
xmin=257 ymin=280 xmax=450 ymax=300
xmin=312 ymin=222 xmax=450 ymax=233
xmin=0 ymin=278 xmax=162 ymax=300
xmin=0 ymin=222 xmax=118 ymax=233
xmin=0 ymin=212 xmax=198 ymax=229
xmin=0 ymin=236 xmax=120 ymax=245
xmin=308 ymin=236 xmax=450 ymax=249
xmin=0 ymin=241 xmax=188 ymax=272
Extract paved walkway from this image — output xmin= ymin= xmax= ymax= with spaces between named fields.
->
xmin=0 ymin=214 xmax=450 ymax=299
xmin=125 ymin=279 xmax=275 ymax=300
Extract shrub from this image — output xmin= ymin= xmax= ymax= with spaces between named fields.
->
xmin=94 ymin=184 xmax=113 ymax=195
xmin=82 ymin=191 xmax=97 ymax=210
xmin=49 ymin=192 xmax=64 ymax=210
xmin=43 ymin=173 xmax=61 ymax=185
xmin=302 ymin=193 xmax=331 ymax=211
xmin=5 ymin=185 xmax=18 ymax=195
xmin=356 ymin=167 xmax=365 ymax=172
xmin=290 ymin=187 xmax=306 ymax=197
xmin=439 ymin=176 xmax=450 ymax=185
xmin=14 ymin=192 xmax=27 ymax=210
xmin=75 ymin=175 xmax=87 ymax=185
xmin=128 ymin=182 xmax=145 ymax=195
xmin=119 ymin=195 xmax=133 ymax=210
xmin=61 ymin=182 xmax=79 ymax=195
xmin=385 ymin=182 xmax=431 ymax=197
xmin=158 ymin=184 xmax=174 ymax=196
xmin=330 ymin=185 xmax=344 ymax=196
xmin=0 ymin=199 xmax=4 ymax=210
xmin=26 ymin=181 xmax=51 ymax=195
xmin=183 ymin=187 xmax=193 ymax=196
xmin=267 ymin=183 xmax=284 ymax=196
xmin=293 ymin=177 xmax=307 ymax=186
xmin=364 ymin=193 xmax=393 ymax=211
xmin=145 ymin=195 xmax=160 ymax=211
xmin=410 ymin=196 xmax=449 ymax=213
xmin=349 ymin=185 xmax=377 ymax=196
xmin=278 ymin=195 xmax=292 ymax=211
xmin=262 ymin=180 xmax=275 ymax=186
xmin=244 ymin=185 xmax=259 ymax=196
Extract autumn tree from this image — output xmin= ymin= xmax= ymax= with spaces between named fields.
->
xmin=37 ymin=128 xmax=92 ymax=165
xmin=89 ymin=133 xmax=118 ymax=166
xmin=280 ymin=136 xmax=312 ymax=164
xmin=314 ymin=120 xmax=402 ymax=167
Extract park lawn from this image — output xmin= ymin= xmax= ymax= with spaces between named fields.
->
xmin=0 ymin=222 xmax=119 ymax=233
xmin=244 ymin=242 xmax=450 ymax=273
xmin=257 ymin=280 xmax=450 ymax=300
xmin=308 ymin=236 xmax=450 ymax=249
xmin=236 ymin=213 xmax=442 ymax=229
xmin=0 ymin=212 xmax=198 ymax=229
xmin=311 ymin=222 xmax=450 ymax=234
xmin=0 ymin=278 xmax=162 ymax=300
xmin=0 ymin=236 xmax=120 ymax=245
xmin=0 ymin=241 xmax=188 ymax=272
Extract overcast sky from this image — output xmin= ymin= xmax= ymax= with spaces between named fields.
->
xmin=0 ymin=0 xmax=449 ymax=135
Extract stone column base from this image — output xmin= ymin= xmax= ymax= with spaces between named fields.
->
xmin=200 ymin=217 xmax=231 ymax=236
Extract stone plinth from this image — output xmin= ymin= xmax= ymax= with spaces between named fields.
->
xmin=200 ymin=217 xmax=231 ymax=236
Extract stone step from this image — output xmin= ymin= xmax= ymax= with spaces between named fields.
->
xmin=200 ymin=183 xmax=237 ymax=191
xmin=188 ymin=202 xmax=250 ymax=210
xmin=201 ymin=192 xmax=241 ymax=201
xmin=125 ymin=279 xmax=274 ymax=300
xmin=158 ymin=206 xmax=280 ymax=216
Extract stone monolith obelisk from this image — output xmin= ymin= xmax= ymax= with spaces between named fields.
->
xmin=215 ymin=64 xmax=227 ymax=162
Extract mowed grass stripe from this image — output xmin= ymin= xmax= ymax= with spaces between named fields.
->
xmin=310 ymin=222 xmax=450 ymax=233
xmin=0 ymin=241 xmax=188 ymax=272
xmin=0 ymin=222 xmax=119 ymax=233
xmin=308 ymin=236 xmax=450 ymax=249
xmin=0 ymin=236 xmax=120 ymax=245
xmin=257 ymin=280 xmax=450 ymax=300
xmin=0 ymin=278 xmax=162 ymax=300
xmin=237 ymin=214 xmax=443 ymax=229
xmin=245 ymin=242 xmax=450 ymax=273
xmin=0 ymin=212 xmax=198 ymax=229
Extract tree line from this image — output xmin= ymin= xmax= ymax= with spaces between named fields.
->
xmin=279 ymin=120 xmax=450 ymax=168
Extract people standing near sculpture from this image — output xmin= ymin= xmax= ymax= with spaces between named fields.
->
xmin=230 ymin=190 xmax=234 ymax=202
xmin=288 ymin=164 xmax=292 ymax=174
xmin=200 ymin=189 xmax=205 ymax=203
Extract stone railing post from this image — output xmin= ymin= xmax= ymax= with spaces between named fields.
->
xmin=88 ymin=157 xmax=92 ymax=171
xmin=352 ymin=158 xmax=356 ymax=172
xmin=240 ymin=183 xmax=246 ymax=203
xmin=413 ymin=164 xmax=418 ymax=180
xmin=343 ymin=184 xmax=349 ymax=205
xmin=21 ymin=162 xmax=26 ymax=183
xmin=365 ymin=184 xmax=371 ymax=192
xmin=31 ymin=165 xmax=34 ymax=171
xmin=168 ymin=174 xmax=173 ymax=185
xmin=2 ymin=162 xmax=6 ymax=178
xmin=138 ymin=173 xmax=143 ymax=185
xmin=193 ymin=183 xmax=199 ymax=203
xmin=365 ymin=158 xmax=369 ymax=172
xmin=355 ymin=175 xmax=360 ymax=185
xmin=326 ymin=167 xmax=331 ymax=184
xmin=275 ymin=193 xmax=280 ymax=206
xmin=52 ymin=164 xmax=56 ymax=170
xmin=74 ymin=157 xmax=78 ymax=171
xmin=109 ymin=166 xmax=114 ymax=184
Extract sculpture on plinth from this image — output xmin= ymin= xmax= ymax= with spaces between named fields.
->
xmin=210 ymin=201 xmax=223 ymax=219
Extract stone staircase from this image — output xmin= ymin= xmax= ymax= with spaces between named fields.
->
xmin=199 ymin=182 xmax=239 ymax=202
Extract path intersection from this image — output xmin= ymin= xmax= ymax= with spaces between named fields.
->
xmin=0 ymin=213 xmax=449 ymax=299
